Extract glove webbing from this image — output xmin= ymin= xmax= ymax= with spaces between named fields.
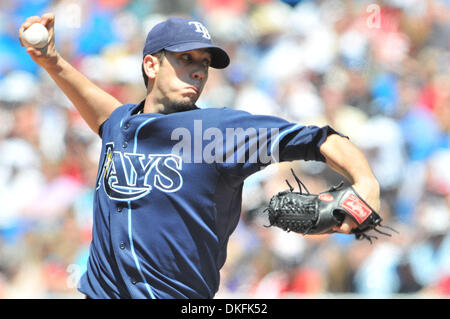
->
xmin=272 ymin=196 xmax=316 ymax=234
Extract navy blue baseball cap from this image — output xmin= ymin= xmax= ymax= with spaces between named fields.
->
xmin=143 ymin=17 xmax=230 ymax=69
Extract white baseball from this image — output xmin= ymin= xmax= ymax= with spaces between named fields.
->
xmin=22 ymin=23 xmax=49 ymax=49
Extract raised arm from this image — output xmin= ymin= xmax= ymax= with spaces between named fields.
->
xmin=320 ymin=133 xmax=381 ymax=233
xmin=19 ymin=13 xmax=122 ymax=134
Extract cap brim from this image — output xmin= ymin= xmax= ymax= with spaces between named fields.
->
xmin=164 ymin=42 xmax=230 ymax=69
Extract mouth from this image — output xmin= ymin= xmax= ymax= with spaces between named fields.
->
xmin=185 ymin=86 xmax=199 ymax=94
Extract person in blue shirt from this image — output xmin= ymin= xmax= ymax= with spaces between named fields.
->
xmin=20 ymin=13 xmax=381 ymax=299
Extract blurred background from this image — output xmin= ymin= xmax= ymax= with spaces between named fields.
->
xmin=0 ymin=0 xmax=449 ymax=298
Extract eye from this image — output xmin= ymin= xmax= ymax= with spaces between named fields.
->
xmin=181 ymin=54 xmax=192 ymax=63
xmin=203 ymin=59 xmax=211 ymax=68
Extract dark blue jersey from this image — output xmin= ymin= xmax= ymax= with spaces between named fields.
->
xmin=78 ymin=101 xmax=341 ymax=299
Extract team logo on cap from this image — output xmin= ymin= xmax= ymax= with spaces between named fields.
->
xmin=188 ymin=21 xmax=211 ymax=39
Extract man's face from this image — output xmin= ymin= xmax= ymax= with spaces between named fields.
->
xmin=153 ymin=49 xmax=212 ymax=113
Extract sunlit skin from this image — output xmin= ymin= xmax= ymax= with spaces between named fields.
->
xmin=142 ymin=49 xmax=212 ymax=114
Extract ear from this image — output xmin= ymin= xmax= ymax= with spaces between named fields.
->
xmin=143 ymin=54 xmax=160 ymax=80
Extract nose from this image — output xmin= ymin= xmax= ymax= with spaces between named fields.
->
xmin=191 ymin=68 xmax=206 ymax=82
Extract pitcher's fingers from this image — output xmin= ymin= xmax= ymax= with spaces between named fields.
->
xmin=332 ymin=216 xmax=357 ymax=234
xmin=41 ymin=13 xmax=55 ymax=29
xmin=332 ymin=225 xmax=348 ymax=233
xmin=22 ymin=16 xmax=42 ymax=29
xmin=41 ymin=13 xmax=55 ymax=41
xmin=26 ymin=46 xmax=42 ymax=58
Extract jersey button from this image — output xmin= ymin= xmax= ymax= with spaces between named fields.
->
xmin=122 ymin=142 xmax=128 ymax=148
xmin=131 ymin=278 xmax=137 ymax=285
xmin=119 ymin=242 xmax=125 ymax=250
xmin=117 ymin=206 xmax=123 ymax=213
xmin=124 ymin=123 xmax=130 ymax=129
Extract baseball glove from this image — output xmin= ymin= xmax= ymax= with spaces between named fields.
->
xmin=264 ymin=169 xmax=396 ymax=243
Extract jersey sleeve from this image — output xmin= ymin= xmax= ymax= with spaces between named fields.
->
xmin=215 ymin=108 xmax=347 ymax=179
xmin=97 ymin=104 xmax=135 ymax=139
xmin=98 ymin=120 xmax=106 ymax=138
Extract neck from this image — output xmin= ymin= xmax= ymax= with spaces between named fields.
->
xmin=142 ymin=97 xmax=197 ymax=114
xmin=143 ymin=97 xmax=164 ymax=114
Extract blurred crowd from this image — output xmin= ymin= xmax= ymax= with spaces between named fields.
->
xmin=0 ymin=0 xmax=448 ymax=298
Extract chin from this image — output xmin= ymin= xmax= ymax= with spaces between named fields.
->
xmin=165 ymin=100 xmax=197 ymax=113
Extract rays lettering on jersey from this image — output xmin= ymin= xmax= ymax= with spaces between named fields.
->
xmin=96 ymin=143 xmax=183 ymax=201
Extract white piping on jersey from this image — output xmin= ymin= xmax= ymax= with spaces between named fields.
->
xmin=127 ymin=202 xmax=155 ymax=298
xmin=269 ymin=124 xmax=302 ymax=163
xmin=127 ymin=117 xmax=157 ymax=299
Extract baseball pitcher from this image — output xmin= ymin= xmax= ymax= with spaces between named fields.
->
xmin=20 ymin=14 xmax=384 ymax=299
